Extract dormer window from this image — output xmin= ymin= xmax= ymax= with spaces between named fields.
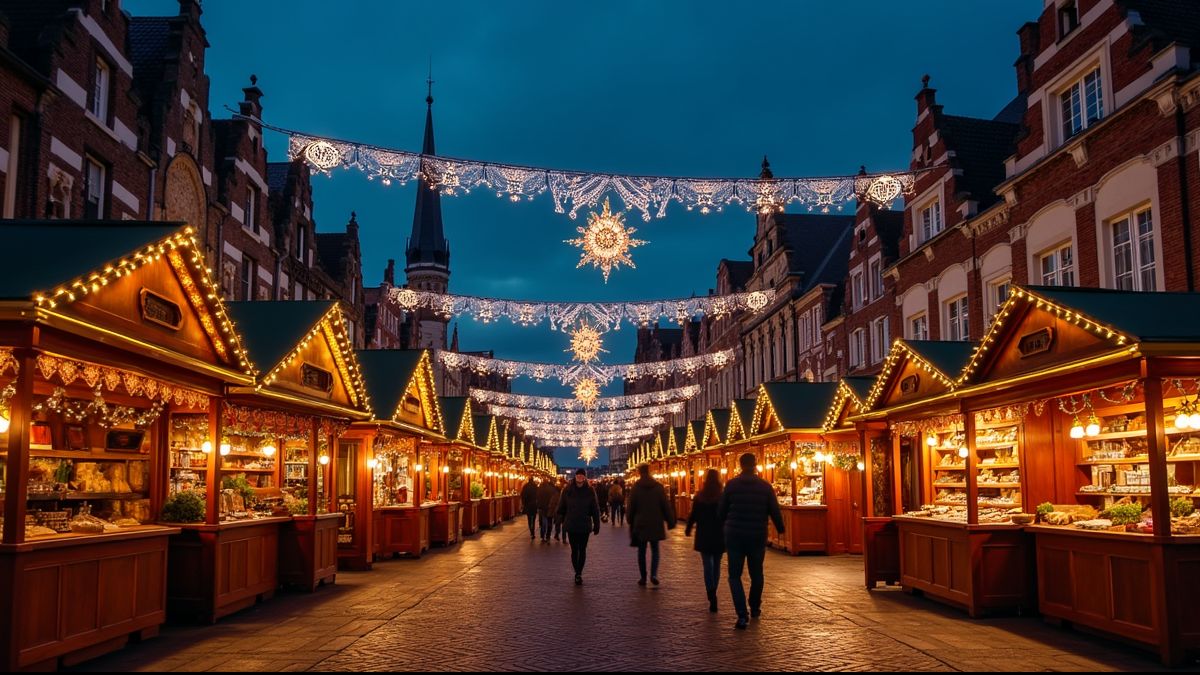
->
xmin=919 ymin=198 xmax=943 ymax=243
xmin=1058 ymin=1 xmax=1079 ymax=40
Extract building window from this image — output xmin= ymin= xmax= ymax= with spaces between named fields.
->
xmin=90 ymin=58 xmax=110 ymax=122
xmin=871 ymin=317 xmax=889 ymax=364
xmin=241 ymin=256 xmax=256 ymax=301
xmin=3 ymin=114 xmax=21 ymax=218
xmin=1111 ymin=207 xmax=1156 ymax=291
xmin=920 ymin=198 xmax=943 ymax=243
xmin=851 ymin=272 xmax=864 ymax=310
xmin=246 ymin=189 xmax=259 ymax=234
xmin=870 ymin=260 xmax=883 ymax=300
xmin=296 ymin=226 xmax=306 ymax=261
xmin=83 ymin=157 xmax=106 ymax=219
xmin=946 ymin=296 xmax=969 ymax=342
xmin=1040 ymin=244 xmax=1075 ymax=287
xmin=1060 ymin=67 xmax=1103 ymax=141
xmin=1058 ymin=1 xmax=1079 ymax=39
xmin=909 ymin=314 xmax=928 ymax=341
xmin=799 ymin=315 xmax=811 ymax=350
xmin=849 ymin=328 xmax=865 ymax=368
xmin=988 ymin=279 xmax=1012 ymax=318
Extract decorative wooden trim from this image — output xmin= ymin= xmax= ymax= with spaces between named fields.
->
xmin=139 ymin=288 xmax=183 ymax=331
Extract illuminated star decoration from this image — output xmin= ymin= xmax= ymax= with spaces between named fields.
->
xmin=579 ymin=446 xmax=599 ymax=465
xmin=565 ymin=198 xmax=647 ymax=283
xmin=573 ymin=377 xmax=601 ymax=410
xmin=567 ymin=323 xmax=608 ymax=364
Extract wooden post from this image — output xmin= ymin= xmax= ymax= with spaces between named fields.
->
xmin=1143 ymin=370 xmax=1171 ymax=538
xmin=790 ymin=441 xmax=798 ymax=507
xmin=308 ymin=419 xmax=319 ymax=516
xmin=859 ymin=424 xmax=874 ymax=518
xmin=963 ymin=406 xmax=978 ymax=526
xmin=206 ymin=399 xmax=221 ymax=525
xmin=3 ymin=348 xmax=35 ymax=544
xmin=890 ymin=431 xmax=903 ymax=516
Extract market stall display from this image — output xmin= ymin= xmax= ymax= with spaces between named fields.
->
xmin=0 ymin=221 xmax=253 ymax=669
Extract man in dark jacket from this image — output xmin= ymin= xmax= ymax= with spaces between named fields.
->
xmin=520 ymin=479 xmax=539 ymax=541
xmin=719 ymin=452 xmax=785 ymax=630
xmin=627 ymin=463 xmax=675 ymax=585
xmin=536 ymin=479 xmax=558 ymax=542
xmin=557 ymin=468 xmax=602 ymax=585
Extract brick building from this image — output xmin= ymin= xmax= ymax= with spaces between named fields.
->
xmin=0 ymin=0 xmax=366 ymax=345
xmin=631 ymin=0 xmax=1200 ymax=459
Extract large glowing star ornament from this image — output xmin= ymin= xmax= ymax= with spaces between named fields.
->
xmin=565 ymin=198 xmax=647 ymax=282
xmin=579 ymin=446 xmax=599 ymax=465
xmin=567 ymin=323 xmax=608 ymax=364
xmin=573 ymin=377 xmax=601 ymax=410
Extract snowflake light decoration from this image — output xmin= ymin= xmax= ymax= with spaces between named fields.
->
xmin=565 ymin=198 xmax=647 ymax=283
xmin=579 ymin=446 xmax=599 ymax=465
xmin=567 ymin=323 xmax=608 ymax=364
xmin=574 ymin=377 xmax=601 ymax=410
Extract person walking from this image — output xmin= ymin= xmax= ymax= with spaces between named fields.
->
xmin=607 ymin=480 xmax=625 ymax=526
xmin=685 ymin=468 xmax=725 ymax=613
xmin=548 ymin=478 xmax=564 ymax=542
xmin=520 ymin=478 xmax=539 ymax=541
xmin=557 ymin=468 xmax=602 ymax=585
xmin=627 ymin=463 xmax=675 ymax=586
xmin=719 ymin=452 xmax=785 ymax=630
xmin=593 ymin=480 xmax=609 ymax=524
xmin=536 ymin=478 xmax=557 ymax=543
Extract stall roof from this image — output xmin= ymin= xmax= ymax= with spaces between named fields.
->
xmin=705 ymin=408 xmax=731 ymax=447
xmin=756 ymin=382 xmax=840 ymax=432
xmin=730 ymin=398 xmax=758 ymax=440
xmin=1017 ymin=286 xmax=1200 ymax=343
xmin=671 ymin=426 xmax=687 ymax=454
xmin=687 ymin=419 xmax=705 ymax=452
xmin=472 ymin=414 xmax=495 ymax=449
xmin=0 ymin=221 xmax=182 ymax=300
xmin=440 ymin=397 xmax=474 ymax=443
xmin=354 ymin=349 xmax=443 ymax=433
xmin=843 ymin=377 xmax=875 ymax=405
xmin=905 ymin=340 xmax=978 ymax=380
xmin=227 ymin=301 xmax=333 ymax=375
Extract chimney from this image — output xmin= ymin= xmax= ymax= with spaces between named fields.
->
xmin=347 ymin=210 xmax=359 ymax=235
xmin=915 ymin=74 xmax=939 ymax=116
xmin=1014 ymin=22 xmax=1040 ymax=95
xmin=239 ymin=75 xmax=264 ymax=120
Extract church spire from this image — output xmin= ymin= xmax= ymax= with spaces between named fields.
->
xmin=406 ymin=71 xmax=450 ymax=275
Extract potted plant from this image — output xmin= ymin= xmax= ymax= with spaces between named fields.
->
xmin=469 ymin=482 xmax=485 ymax=500
xmin=161 ymin=490 xmax=206 ymax=523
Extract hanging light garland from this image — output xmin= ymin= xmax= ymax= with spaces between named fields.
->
xmin=514 ymin=419 xmax=661 ymax=434
xmin=471 ymin=385 xmax=699 ymax=411
xmin=565 ymin=198 xmax=647 ymax=282
xmin=535 ymin=428 xmax=657 ymax=447
xmin=282 ymin=129 xmax=927 ymax=218
xmin=482 ymin=402 xmax=682 ymax=424
xmin=437 ymin=348 xmax=734 ymax=385
xmin=389 ymin=287 xmax=773 ymax=332
xmin=567 ymin=323 xmax=608 ymax=364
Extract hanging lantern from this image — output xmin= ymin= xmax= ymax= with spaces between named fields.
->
xmin=1069 ymin=417 xmax=1085 ymax=439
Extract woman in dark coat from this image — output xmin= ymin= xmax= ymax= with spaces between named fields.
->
xmin=685 ymin=468 xmax=726 ymax=612
xmin=556 ymin=468 xmax=602 ymax=585
xmin=627 ymin=463 xmax=675 ymax=586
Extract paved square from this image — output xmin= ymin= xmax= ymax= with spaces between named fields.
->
xmin=75 ymin=520 xmax=1181 ymax=671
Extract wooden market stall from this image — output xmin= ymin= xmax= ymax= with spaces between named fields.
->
xmin=819 ymin=377 xmax=879 ymax=559
xmin=748 ymin=382 xmax=858 ymax=555
xmin=666 ymin=425 xmax=690 ymax=520
xmin=342 ymin=349 xmax=444 ymax=567
xmin=472 ymin=413 xmax=504 ymax=527
xmin=0 ymin=221 xmax=255 ymax=669
xmin=169 ymin=300 xmax=371 ymax=619
xmin=702 ymin=408 xmax=732 ymax=479
xmin=853 ymin=338 xmax=1034 ymax=618
xmin=946 ymin=286 xmax=1200 ymax=665
xmin=441 ymin=397 xmax=485 ymax=537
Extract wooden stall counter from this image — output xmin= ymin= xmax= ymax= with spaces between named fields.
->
xmin=373 ymin=505 xmax=431 ymax=559
xmin=770 ymin=504 xmax=829 ymax=554
xmin=166 ymin=517 xmax=290 ymax=624
xmin=460 ymin=500 xmax=481 ymax=536
xmin=863 ymin=517 xmax=901 ymax=589
xmin=0 ymin=526 xmax=179 ymax=671
xmin=675 ymin=495 xmax=692 ymax=523
xmin=280 ymin=513 xmax=341 ymax=592
xmin=479 ymin=497 xmax=497 ymax=529
xmin=430 ymin=502 xmax=461 ymax=547
xmin=894 ymin=516 xmax=1034 ymax=618
xmin=1029 ymin=525 xmax=1200 ymax=665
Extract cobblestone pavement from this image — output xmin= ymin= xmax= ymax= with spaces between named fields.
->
xmin=77 ymin=518 xmax=1187 ymax=672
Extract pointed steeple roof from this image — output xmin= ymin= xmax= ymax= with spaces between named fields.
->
xmin=406 ymin=84 xmax=450 ymax=271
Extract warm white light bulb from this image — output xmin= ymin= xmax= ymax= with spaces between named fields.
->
xmin=318 ymin=454 xmax=330 ymax=466
xmin=926 ymin=435 xmax=937 ymax=447
xmin=367 ymin=458 xmax=379 ymax=469
xmin=201 ymin=440 xmax=213 ymax=454
xmin=958 ymin=447 xmax=969 ymax=459
xmin=789 ymin=462 xmax=798 ymax=470
xmin=1069 ymin=423 xmax=1085 ymax=439
xmin=219 ymin=443 xmax=231 ymax=456
xmin=814 ymin=452 xmax=825 ymax=463
xmin=261 ymin=444 xmax=277 ymax=457
xmin=442 ymin=466 xmax=450 ymax=473
xmin=0 ymin=413 xmax=9 ymax=434
xmin=1176 ymin=413 xmax=1191 ymax=430
xmin=856 ymin=461 xmax=865 ymax=471
xmin=414 ymin=464 xmax=423 ymax=472
xmin=1085 ymin=421 xmax=1100 ymax=437
xmin=720 ymin=468 xmax=728 ymax=475
xmin=1189 ymin=412 xmax=1200 ymax=429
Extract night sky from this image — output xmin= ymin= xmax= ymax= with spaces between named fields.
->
xmin=128 ymin=0 xmax=1040 ymax=466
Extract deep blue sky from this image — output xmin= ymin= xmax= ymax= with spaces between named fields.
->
xmin=129 ymin=0 xmax=1040 ymax=466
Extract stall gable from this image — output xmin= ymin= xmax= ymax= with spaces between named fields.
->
xmin=958 ymin=286 xmax=1135 ymax=387
xmin=728 ymin=398 xmax=757 ymax=443
xmin=751 ymin=382 xmax=840 ymax=436
xmin=11 ymin=223 xmax=250 ymax=375
xmin=703 ymin=409 xmax=730 ymax=448
xmin=822 ymin=377 xmax=874 ymax=431
xmin=473 ymin=414 xmax=497 ymax=451
xmin=653 ymin=433 xmax=665 ymax=459
xmin=269 ymin=317 xmax=360 ymax=408
xmin=866 ymin=341 xmax=974 ymax=411
xmin=356 ymin=350 xmax=444 ymax=433
xmin=686 ymin=420 xmax=704 ymax=454
xmin=395 ymin=355 xmax=441 ymax=432
xmin=440 ymin=397 xmax=475 ymax=444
